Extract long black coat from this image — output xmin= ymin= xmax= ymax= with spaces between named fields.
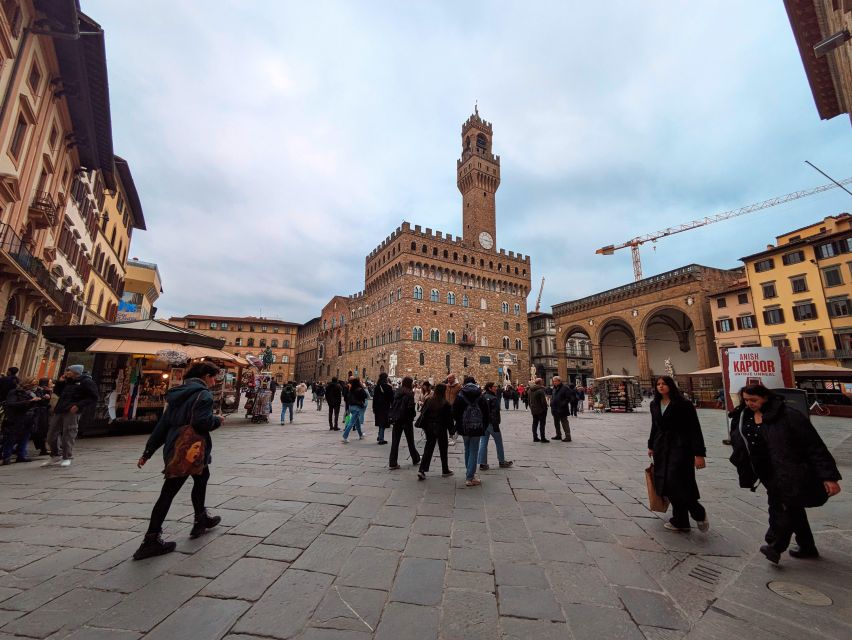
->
xmin=372 ymin=381 xmax=394 ymax=426
xmin=648 ymin=398 xmax=706 ymax=502
xmin=729 ymin=397 xmax=840 ymax=507
xmin=550 ymin=384 xmax=573 ymax=418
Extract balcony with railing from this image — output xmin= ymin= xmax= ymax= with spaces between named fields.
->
xmin=459 ymin=335 xmax=476 ymax=347
xmin=29 ymin=191 xmax=58 ymax=229
xmin=0 ymin=223 xmax=64 ymax=308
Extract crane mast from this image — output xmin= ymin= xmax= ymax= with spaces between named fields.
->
xmin=535 ymin=276 xmax=545 ymax=312
xmin=597 ymin=177 xmax=852 ymax=280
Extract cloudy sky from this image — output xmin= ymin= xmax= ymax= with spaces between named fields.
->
xmin=85 ymin=1 xmax=850 ymax=323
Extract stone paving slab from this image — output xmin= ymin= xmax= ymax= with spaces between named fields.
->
xmin=0 ymin=405 xmax=848 ymax=639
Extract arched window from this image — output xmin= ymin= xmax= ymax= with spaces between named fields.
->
xmin=419 ymin=351 xmax=425 ymax=366
xmin=502 ymin=336 xmax=510 ymax=349
xmin=462 ymin=295 xmax=469 ymax=308
xmin=515 ymin=338 xmax=522 ymax=350
xmin=514 ymin=303 xmax=520 ymax=315
xmin=430 ymin=288 xmax=439 ymax=302
xmin=430 ymin=328 xmax=440 ymax=342
xmin=481 ymin=336 xmax=488 ymax=347
xmin=338 ymin=341 xmax=343 ymax=356
xmin=414 ymin=286 xmax=423 ymax=300
xmin=480 ymin=298 xmax=487 ymax=310
xmin=350 ymin=341 xmax=354 ymax=351
xmin=446 ymin=292 xmax=455 ymax=305
xmin=447 ymin=330 xmax=456 ymax=344
xmin=501 ymin=301 xmax=509 ymax=314
xmin=412 ymin=326 xmax=423 ymax=341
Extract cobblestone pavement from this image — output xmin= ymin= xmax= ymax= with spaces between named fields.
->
xmin=0 ymin=400 xmax=849 ymax=639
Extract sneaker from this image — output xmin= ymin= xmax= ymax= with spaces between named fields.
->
xmin=479 ymin=464 xmax=490 ymax=470
xmin=341 ymin=438 xmax=349 ymax=444
xmin=696 ymin=517 xmax=710 ymax=532
xmin=441 ymin=470 xmax=454 ymax=477
xmin=59 ymin=459 xmax=71 ymax=468
xmin=389 ymin=464 xmax=401 ymax=470
xmin=789 ymin=545 xmax=820 ymax=559
xmin=358 ymin=435 xmax=363 ymax=440
xmin=377 ymin=440 xmax=388 ymax=445
xmin=760 ymin=544 xmax=781 ymax=564
xmin=133 ymin=532 xmax=177 ymax=560
xmin=664 ymin=521 xmax=690 ymax=532
xmin=468 ymin=479 xmax=482 ymax=486
xmin=417 ymin=471 xmax=426 ymax=481
xmin=499 ymin=461 xmax=514 ymax=468
xmin=190 ymin=510 xmax=221 ymax=539
xmin=41 ymin=456 xmax=61 ymax=467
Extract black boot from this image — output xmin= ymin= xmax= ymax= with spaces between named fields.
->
xmin=133 ymin=532 xmax=177 ymax=560
xmin=190 ymin=510 xmax=221 ymax=539
xmin=565 ymin=431 xmax=572 ymax=442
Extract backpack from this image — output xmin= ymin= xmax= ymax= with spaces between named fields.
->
xmin=388 ymin=391 xmax=407 ymax=425
xmin=281 ymin=385 xmax=296 ymax=403
xmin=460 ymin=394 xmax=484 ymax=435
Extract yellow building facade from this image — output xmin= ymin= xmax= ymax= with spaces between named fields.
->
xmin=742 ymin=214 xmax=852 ymax=366
xmin=120 ymin=258 xmax=162 ymax=321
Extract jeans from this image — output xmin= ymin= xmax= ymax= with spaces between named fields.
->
xmin=570 ymin=402 xmax=579 ymax=417
xmin=462 ymin=435 xmax=481 ymax=480
xmin=328 ymin=403 xmax=340 ymax=428
xmin=47 ymin=413 xmax=80 ymax=459
xmin=317 ymin=397 xmax=324 ymax=410
xmin=296 ymin=396 xmax=304 ymax=410
xmin=389 ymin=421 xmax=420 ymax=467
xmin=766 ymin=489 xmax=815 ymax=552
xmin=531 ymin=413 xmax=547 ymax=440
xmin=478 ymin=425 xmax=505 ymax=465
xmin=503 ymin=397 xmax=510 ymax=410
xmin=147 ymin=466 xmax=210 ymax=534
xmin=343 ymin=405 xmax=364 ymax=440
xmin=512 ymin=399 xmax=519 ymax=409
xmin=669 ymin=498 xmax=707 ymax=529
xmin=280 ymin=403 xmax=294 ymax=423
xmin=419 ymin=426 xmax=449 ymax=474
xmin=1 ymin=425 xmax=29 ymax=461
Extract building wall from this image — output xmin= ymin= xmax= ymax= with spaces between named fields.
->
xmin=295 ymin=317 xmax=320 ymax=382
xmin=709 ymin=284 xmax=761 ymax=354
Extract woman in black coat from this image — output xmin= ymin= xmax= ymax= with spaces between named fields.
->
xmin=647 ymin=376 xmax=709 ymax=532
xmin=372 ymin=372 xmax=393 ymax=445
xmin=729 ymin=384 xmax=841 ymax=564
xmin=417 ymin=383 xmax=453 ymax=480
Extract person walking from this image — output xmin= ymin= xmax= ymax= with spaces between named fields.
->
xmin=417 ymin=383 xmax=454 ymax=480
xmin=341 ymin=378 xmax=367 ymax=443
xmin=315 ymin=382 xmax=325 ymax=411
xmin=42 ymin=365 xmax=98 ymax=468
xmin=133 ymin=361 xmax=224 ymax=560
xmin=729 ymin=384 xmax=841 ymax=564
xmin=453 ymin=376 xmax=488 ymax=486
xmin=388 ymin=376 xmax=420 ymax=469
xmin=519 ymin=382 xmax=529 ymax=410
xmin=528 ymin=378 xmax=549 ymax=443
xmin=511 ymin=385 xmax=519 ymax=410
xmin=269 ymin=379 xmax=278 ymax=397
xmin=647 ymin=375 xmax=709 ymax=533
xmin=295 ymin=381 xmax=307 ymax=412
xmin=479 ymin=381 xmax=513 ymax=471
xmin=279 ymin=381 xmax=296 ymax=424
xmin=445 ymin=373 xmax=462 ymax=446
xmin=325 ymin=378 xmax=342 ymax=430
xmin=372 ymin=373 xmax=393 ymax=445
xmin=576 ymin=386 xmax=585 ymax=413
xmin=1 ymin=378 xmax=40 ymax=464
xmin=550 ymin=376 xmax=572 ymax=442
xmin=30 ymin=378 xmax=52 ymax=456
xmin=568 ymin=384 xmax=580 ymax=417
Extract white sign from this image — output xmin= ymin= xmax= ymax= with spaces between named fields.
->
xmin=724 ymin=347 xmax=787 ymax=401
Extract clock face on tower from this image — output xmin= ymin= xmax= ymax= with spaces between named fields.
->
xmin=478 ymin=231 xmax=494 ymax=250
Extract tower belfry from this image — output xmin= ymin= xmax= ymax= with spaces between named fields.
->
xmin=457 ymin=108 xmax=500 ymax=251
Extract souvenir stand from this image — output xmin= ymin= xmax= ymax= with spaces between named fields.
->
xmin=42 ymin=319 xmax=244 ymax=435
xmin=590 ymin=375 xmax=642 ymax=412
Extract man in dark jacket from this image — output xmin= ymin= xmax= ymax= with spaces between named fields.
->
xmin=479 ymin=381 xmax=512 ymax=471
xmin=372 ymin=372 xmax=393 ymax=445
xmin=325 ymin=378 xmax=342 ymax=430
xmin=0 ymin=367 xmax=19 ymax=401
xmin=43 ymin=365 xmax=99 ymax=467
xmin=279 ymin=381 xmax=296 ymax=424
xmin=452 ymin=377 xmax=489 ymax=484
xmin=1 ymin=378 xmax=39 ymax=464
xmin=315 ymin=382 xmax=325 ymax=411
xmin=550 ymin=376 xmax=573 ymax=442
xmin=568 ymin=383 xmax=580 ymax=417
xmin=527 ymin=378 xmax=549 ymax=443
xmin=388 ymin=376 xmax=420 ymax=469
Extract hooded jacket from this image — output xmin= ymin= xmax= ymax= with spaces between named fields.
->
xmin=452 ymin=382 xmax=489 ymax=437
xmin=527 ymin=384 xmax=548 ymax=415
xmin=54 ymin=374 xmax=99 ymax=415
xmin=142 ymin=378 xmax=221 ymax=466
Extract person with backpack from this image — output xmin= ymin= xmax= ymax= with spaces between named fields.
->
xmin=445 ymin=373 xmax=462 ymax=446
xmin=325 ymin=378 xmax=342 ymax=430
xmin=372 ymin=372 xmax=393 ymax=445
xmin=576 ymin=386 xmax=586 ymax=413
xmin=527 ymin=378 xmax=549 ymax=443
xmin=388 ymin=376 xmax=420 ymax=469
xmin=315 ymin=382 xmax=325 ymax=411
xmin=279 ymin=381 xmax=296 ymax=424
xmin=133 ymin=361 xmax=223 ymax=560
xmin=479 ymin=381 xmax=512 ymax=471
xmin=452 ymin=376 xmax=489 ymax=486
xmin=416 ymin=383 xmax=454 ymax=480
xmin=341 ymin=378 xmax=368 ymax=443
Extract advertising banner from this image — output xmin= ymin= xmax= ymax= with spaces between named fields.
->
xmin=721 ymin=346 xmax=794 ymax=411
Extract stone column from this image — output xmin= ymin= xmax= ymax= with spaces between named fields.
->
xmin=591 ymin=344 xmax=603 ymax=378
xmin=636 ymin=339 xmax=651 ymax=389
xmin=694 ymin=329 xmax=714 ymax=368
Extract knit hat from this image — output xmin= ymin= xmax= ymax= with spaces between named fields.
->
xmin=67 ymin=364 xmax=84 ymax=375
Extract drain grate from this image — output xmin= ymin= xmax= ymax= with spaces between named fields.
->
xmin=767 ymin=581 xmax=833 ymax=607
xmin=688 ymin=563 xmax=723 ymax=586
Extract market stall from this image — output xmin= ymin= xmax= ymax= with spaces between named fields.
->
xmin=589 ymin=375 xmax=642 ymax=412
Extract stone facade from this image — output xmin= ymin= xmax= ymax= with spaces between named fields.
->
xmin=295 ymin=316 xmax=320 ymax=382
xmin=299 ymin=110 xmax=532 ymax=385
xmin=552 ymin=264 xmax=741 ymax=389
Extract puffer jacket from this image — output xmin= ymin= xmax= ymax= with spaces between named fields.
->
xmin=452 ymin=383 xmax=489 ymax=437
xmin=528 ymin=384 xmax=548 ymax=415
xmin=142 ymin=378 xmax=221 ymax=466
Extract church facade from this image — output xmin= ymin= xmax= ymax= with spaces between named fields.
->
xmin=300 ymin=110 xmax=532 ymax=384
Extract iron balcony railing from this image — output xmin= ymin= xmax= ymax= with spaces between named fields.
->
xmin=0 ymin=223 xmax=64 ymax=307
xmin=29 ymin=190 xmax=58 ymax=228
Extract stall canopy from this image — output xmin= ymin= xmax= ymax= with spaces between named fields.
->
xmin=85 ymin=339 xmax=249 ymax=365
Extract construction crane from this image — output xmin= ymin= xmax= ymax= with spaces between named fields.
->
xmin=596 ymin=177 xmax=852 ymax=281
xmin=534 ymin=276 xmax=545 ymax=312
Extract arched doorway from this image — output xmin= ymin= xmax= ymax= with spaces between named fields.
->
xmin=599 ymin=320 xmax=638 ymax=376
xmin=564 ymin=330 xmax=592 ymax=385
xmin=643 ymin=307 xmax=697 ymax=378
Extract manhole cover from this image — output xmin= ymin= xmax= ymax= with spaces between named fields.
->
xmin=767 ymin=581 xmax=833 ymax=606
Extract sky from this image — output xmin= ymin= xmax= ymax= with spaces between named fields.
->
xmin=84 ymin=1 xmax=851 ymax=323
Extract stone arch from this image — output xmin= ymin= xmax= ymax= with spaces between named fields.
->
xmin=599 ymin=318 xmax=638 ymax=377
xmin=640 ymin=306 xmax=698 ymax=377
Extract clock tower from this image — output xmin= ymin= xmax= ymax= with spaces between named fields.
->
xmin=457 ymin=106 xmax=499 ymax=251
